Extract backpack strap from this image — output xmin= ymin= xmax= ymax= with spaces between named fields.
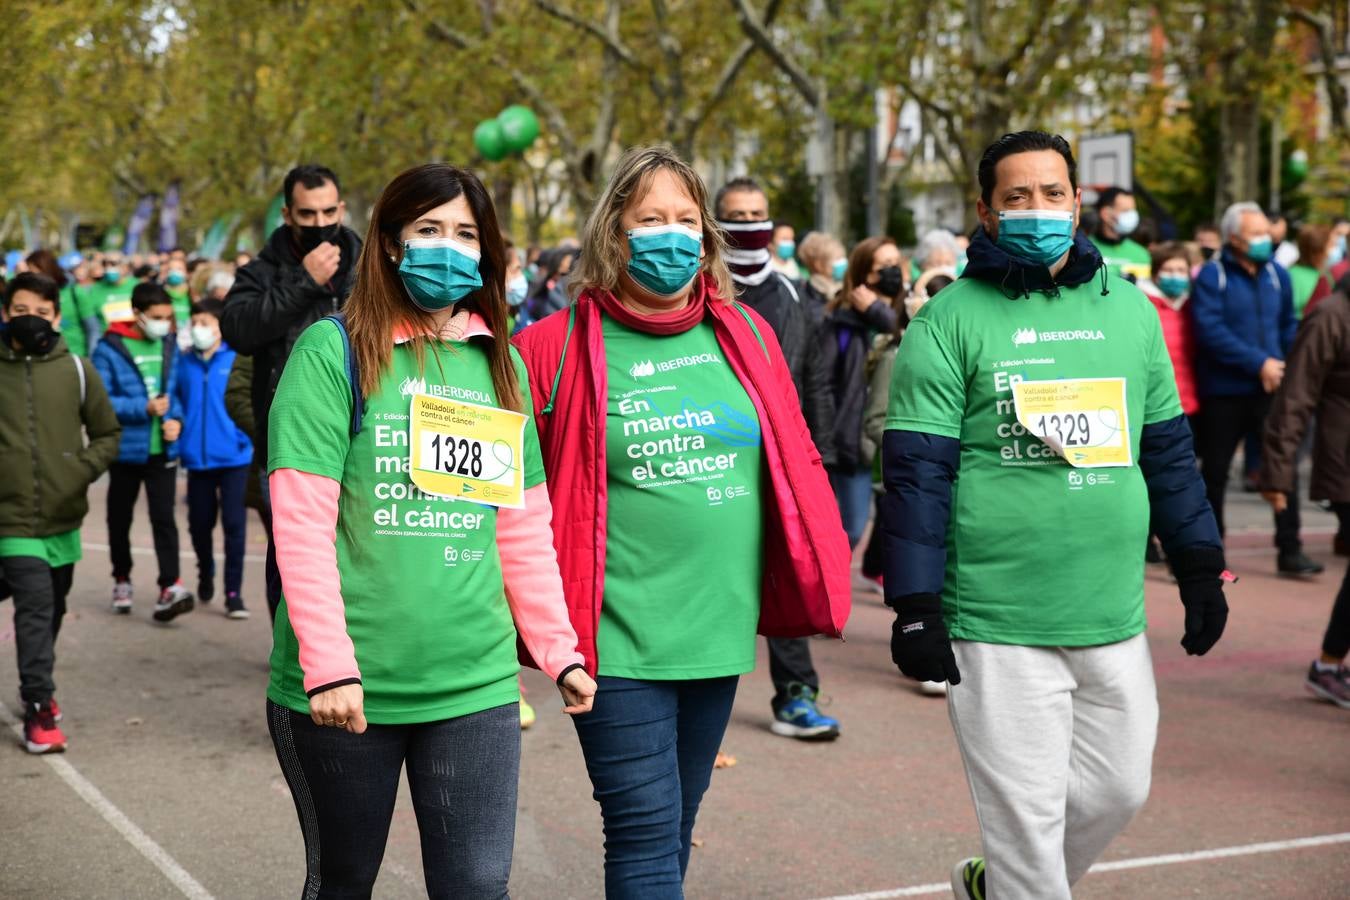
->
xmin=1265 ymin=261 xmax=1281 ymax=295
xmin=1208 ymin=258 xmax=1227 ymax=293
xmin=322 ymin=313 xmax=364 ymax=436
xmin=72 ymin=355 xmax=86 ymax=406
xmin=732 ymin=302 xmax=770 ymax=362
xmin=540 ymin=304 xmax=576 ymax=416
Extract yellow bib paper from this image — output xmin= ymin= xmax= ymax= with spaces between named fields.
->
xmin=1012 ymin=377 xmax=1132 ymax=468
xmin=408 ymin=394 xmax=527 ymax=509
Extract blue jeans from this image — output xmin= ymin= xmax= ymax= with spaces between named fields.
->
xmin=829 ymin=467 xmax=874 ymax=548
xmin=186 ymin=465 xmax=249 ymax=596
xmin=572 ymin=676 xmax=740 ymax=899
xmin=267 ymin=700 xmax=519 ymax=899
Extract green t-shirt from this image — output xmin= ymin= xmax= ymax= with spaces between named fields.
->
xmin=266 ymin=320 xmax=545 ymax=724
xmin=166 ymin=287 xmax=192 ymax=328
xmin=1289 ymin=265 xmax=1323 ymax=319
xmin=0 ymin=529 xmax=82 ymax=567
xmin=885 ymin=273 xmax=1183 ymax=646
xmin=60 ymin=284 xmax=87 ymax=358
xmin=123 ymin=335 xmax=165 ymax=456
xmin=78 ymin=279 xmax=136 ymax=333
xmin=1090 ymin=236 xmax=1152 ymax=282
xmin=599 ymin=317 xmax=764 ymax=679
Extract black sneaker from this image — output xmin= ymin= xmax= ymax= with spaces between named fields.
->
xmin=197 ymin=574 xmax=214 ymax=604
xmin=224 ymin=593 xmax=250 ymax=620
xmin=1278 ymin=551 xmax=1325 ymax=577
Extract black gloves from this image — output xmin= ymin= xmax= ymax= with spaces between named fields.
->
xmin=1170 ymin=545 xmax=1229 ymax=656
xmin=888 ymin=592 xmax=961 ymax=685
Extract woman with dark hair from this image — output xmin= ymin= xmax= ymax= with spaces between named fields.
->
xmin=265 ymin=162 xmax=595 ymax=898
xmin=819 ymin=236 xmax=901 ymax=548
xmin=514 ymin=145 xmax=850 ymax=897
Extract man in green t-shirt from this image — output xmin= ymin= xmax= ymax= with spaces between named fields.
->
xmin=1090 ymin=186 xmax=1152 ymax=282
xmin=77 ymin=255 xmax=136 ymax=355
xmin=880 ymin=132 xmax=1229 ymax=900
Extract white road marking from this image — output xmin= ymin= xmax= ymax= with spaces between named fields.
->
xmin=0 ymin=702 xmax=215 ymax=899
xmin=812 ymin=831 xmax=1350 ymax=899
xmin=81 ymin=541 xmax=267 ymax=564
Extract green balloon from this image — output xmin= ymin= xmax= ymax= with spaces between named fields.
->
xmin=1285 ymin=149 xmax=1309 ymax=182
xmin=474 ymin=119 xmax=509 ymax=162
xmin=497 ymin=105 xmax=540 ymax=154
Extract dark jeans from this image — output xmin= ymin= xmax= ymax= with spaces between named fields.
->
xmin=187 ymin=466 xmax=249 ymax=596
xmin=2 ymin=557 xmax=56 ymax=705
xmin=767 ymin=638 xmax=818 ymax=713
xmin=267 ymin=700 xmax=519 ymax=900
xmin=572 ymin=676 xmax=739 ymax=899
xmin=1197 ymin=394 xmax=1301 ymax=552
xmin=259 ymin=464 xmax=282 ymax=620
xmin=829 ymin=467 xmax=873 ymax=549
xmin=1325 ymin=505 xmax=1350 ymax=659
xmin=107 ymin=455 xmax=181 ymax=587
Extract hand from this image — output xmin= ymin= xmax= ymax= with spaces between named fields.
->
xmin=146 ymin=396 xmax=169 ymax=417
xmin=1261 ymin=490 xmax=1288 ymax=513
xmin=849 ymin=283 xmax=879 ymax=313
xmin=558 ymin=667 xmax=597 ymax=716
xmin=1171 ymin=546 xmax=1229 ymax=656
xmin=309 ymin=683 xmax=367 ymax=733
xmin=162 ymin=419 xmax=182 ymax=442
xmin=889 ymin=593 xmax=961 ymax=685
xmin=1259 ymin=357 xmax=1285 ymax=393
xmin=303 ymin=242 xmax=341 ymax=286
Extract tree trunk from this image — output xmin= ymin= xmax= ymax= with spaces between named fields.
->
xmin=1213 ymin=0 xmax=1278 ymax=219
xmin=493 ymin=174 xmax=515 ymax=237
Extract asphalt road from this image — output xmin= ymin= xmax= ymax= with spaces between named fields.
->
xmin=1 ymin=478 xmax=1347 ymax=899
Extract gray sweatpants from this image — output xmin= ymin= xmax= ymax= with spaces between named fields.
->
xmin=948 ymin=633 xmax=1158 ymax=900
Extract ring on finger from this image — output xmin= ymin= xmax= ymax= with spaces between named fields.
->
xmin=335 ymin=719 xmax=348 ymax=727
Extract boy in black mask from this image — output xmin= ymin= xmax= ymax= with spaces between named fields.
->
xmin=0 ymin=273 xmax=121 ymax=752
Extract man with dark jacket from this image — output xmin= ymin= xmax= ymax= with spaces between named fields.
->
xmin=1191 ymin=201 xmax=1320 ymax=576
xmin=716 ymin=177 xmax=840 ymax=742
xmin=1 ymin=273 xmax=121 ymax=752
xmin=1261 ymin=274 xmax=1350 ymax=708
xmin=219 ymin=164 xmax=361 ymax=619
xmin=883 ymin=132 xmax=1227 ymax=899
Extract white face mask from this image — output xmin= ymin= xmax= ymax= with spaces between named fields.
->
xmin=140 ymin=317 xmax=172 ymax=340
xmin=190 ymin=325 xmax=218 ymax=351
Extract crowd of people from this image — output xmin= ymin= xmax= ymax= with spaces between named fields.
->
xmin=0 ymin=131 xmax=1346 ymax=899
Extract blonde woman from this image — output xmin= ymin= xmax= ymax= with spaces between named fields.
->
xmin=514 ymin=146 xmax=851 ymax=898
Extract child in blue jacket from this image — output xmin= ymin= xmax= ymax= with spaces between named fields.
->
xmin=91 ymin=282 xmax=193 ymax=622
xmin=175 ymin=299 xmax=254 ymax=619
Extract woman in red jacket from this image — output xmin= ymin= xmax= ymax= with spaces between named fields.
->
xmin=514 ymin=145 xmax=851 ymax=898
xmin=1140 ymin=242 xmax=1200 ymax=421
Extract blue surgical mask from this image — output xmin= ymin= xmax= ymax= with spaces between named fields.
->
xmin=956 ymin=251 xmax=968 ymax=274
xmin=995 ymin=209 xmax=1075 ymax=267
xmin=506 ymin=273 xmax=528 ymax=306
xmin=1157 ymin=273 xmax=1190 ymax=300
xmin=626 ymin=224 xmax=703 ymax=297
xmin=165 ymin=271 xmax=186 ymax=287
xmin=398 ymin=238 xmax=483 ymax=312
xmin=831 ymin=258 xmax=848 ymax=281
xmin=1330 ymin=238 xmax=1346 ymax=268
xmin=1245 ymin=235 xmax=1274 ymax=264
xmin=776 ymin=240 xmax=796 ymax=261
xmin=103 ymin=269 xmax=122 ymax=284
xmin=1115 ymin=209 xmax=1140 ymax=237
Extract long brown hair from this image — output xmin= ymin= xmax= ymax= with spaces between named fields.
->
xmin=568 ymin=145 xmax=734 ymax=302
xmin=829 ymin=236 xmax=899 ymax=313
xmin=346 ymin=164 xmax=520 ymax=411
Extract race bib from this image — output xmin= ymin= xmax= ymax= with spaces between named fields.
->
xmin=408 ymin=394 xmax=527 ymax=509
xmin=103 ymin=298 xmax=134 ymax=323
xmin=1012 ymin=377 xmax=1132 ymax=468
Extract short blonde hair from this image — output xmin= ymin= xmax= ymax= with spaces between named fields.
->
xmin=798 ymin=231 xmax=844 ymax=274
xmin=569 ymin=145 xmax=733 ymax=302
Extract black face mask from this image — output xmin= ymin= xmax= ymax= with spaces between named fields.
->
xmin=7 ymin=315 xmax=59 ymax=355
xmin=875 ymin=265 xmax=906 ymax=298
xmin=295 ymin=222 xmax=340 ymax=255
xmin=1199 ymin=246 xmax=1217 ymax=262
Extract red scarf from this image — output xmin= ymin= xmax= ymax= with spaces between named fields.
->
xmin=588 ymin=275 xmax=711 ymax=335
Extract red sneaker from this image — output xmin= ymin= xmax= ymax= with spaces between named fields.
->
xmin=23 ymin=703 xmax=67 ymax=754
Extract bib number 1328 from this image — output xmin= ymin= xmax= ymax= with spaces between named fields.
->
xmin=428 ymin=434 xmax=483 ymax=478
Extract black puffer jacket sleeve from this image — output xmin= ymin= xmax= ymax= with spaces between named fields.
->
xmin=801 ymin=328 xmax=836 ymax=466
xmin=220 ymin=254 xmax=329 ymax=356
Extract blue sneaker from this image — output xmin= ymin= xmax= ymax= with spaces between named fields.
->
xmin=770 ymin=684 xmax=840 ymax=741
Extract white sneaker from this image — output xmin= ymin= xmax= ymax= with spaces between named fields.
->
xmin=918 ymin=680 xmax=948 ymax=696
xmin=111 ymin=581 xmax=133 ymax=614
xmin=152 ymin=583 xmax=195 ymax=623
